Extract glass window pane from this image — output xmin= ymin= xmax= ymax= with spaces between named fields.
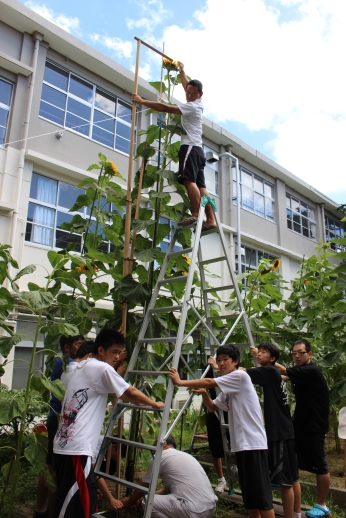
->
xmin=116 ymin=121 xmax=131 ymax=140
xmin=242 ymin=186 xmax=254 ymax=210
xmin=266 ymin=199 xmax=275 ymax=219
xmin=39 ymin=101 xmax=65 ymax=125
xmin=205 ymin=179 xmax=217 ymax=195
xmin=287 ymin=219 xmax=292 ymax=230
xmin=0 ymin=126 xmax=5 ymax=146
xmin=302 ymin=227 xmax=309 ymax=237
xmin=27 ymin=202 xmax=54 ymax=226
xmin=95 ymin=90 xmax=116 ymax=115
xmin=242 ymin=171 xmax=252 ymax=188
xmin=93 ymin=110 xmax=115 ymax=132
xmin=41 ymin=84 xmax=66 ymax=109
xmin=26 ymin=222 xmax=53 ymax=246
xmin=254 ymin=193 xmax=265 ymax=216
xmin=308 ymin=208 xmax=315 ymax=221
xmin=92 ymin=126 xmax=114 ymax=147
xmin=55 ymin=230 xmax=82 ymax=251
xmin=291 ymin=198 xmax=300 ymax=213
xmin=293 ymin=213 xmax=301 ymax=225
xmin=293 ymin=221 xmax=301 ymax=233
xmin=117 ymin=101 xmax=132 ymax=123
xmin=56 ymin=212 xmax=73 ymax=228
xmin=204 ymin=166 xmax=216 ymax=181
xmin=58 ymin=183 xmax=84 ymax=211
xmin=69 ymin=75 xmax=93 ymax=102
xmin=115 ymin=135 xmax=130 ymax=154
xmin=29 ymin=174 xmax=57 ymax=204
xmin=286 ymin=194 xmax=291 ymax=208
xmin=301 ymin=217 xmax=309 ymax=228
xmin=66 ymin=112 xmax=90 ymax=136
xmin=245 ymin=247 xmax=256 ymax=268
xmin=0 ymin=108 xmax=9 ymax=128
xmin=286 ymin=208 xmax=292 ymax=220
xmin=44 ymin=62 xmax=69 ymax=91
xmin=310 ymin=223 xmax=316 ymax=239
xmin=0 ymin=79 xmax=13 ymax=106
xmin=67 ymin=98 xmax=91 ymax=120
xmin=300 ymin=204 xmax=308 ymax=218
xmin=254 ymin=177 xmax=263 ymax=194
xmin=264 ymin=183 xmax=274 ymax=199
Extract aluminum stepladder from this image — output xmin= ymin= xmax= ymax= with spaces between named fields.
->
xmin=93 ymin=195 xmax=255 ymax=517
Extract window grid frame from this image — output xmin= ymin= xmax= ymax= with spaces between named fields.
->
xmin=286 ymin=193 xmax=316 ymax=240
xmin=203 ymin=145 xmax=219 ymax=196
xmin=233 ymin=167 xmax=275 ymax=221
xmin=235 ymin=244 xmax=277 ymax=275
xmin=39 ymin=60 xmax=134 ymax=155
xmin=0 ymin=77 xmax=14 ymax=147
xmin=325 ymin=215 xmax=345 ymax=250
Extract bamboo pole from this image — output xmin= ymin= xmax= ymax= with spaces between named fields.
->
xmin=134 ymin=37 xmax=174 ymax=62
xmin=129 ymin=158 xmax=146 ymax=263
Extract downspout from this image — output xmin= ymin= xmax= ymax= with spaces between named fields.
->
xmin=9 ymin=31 xmax=43 ymax=263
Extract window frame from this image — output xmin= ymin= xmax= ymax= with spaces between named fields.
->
xmin=233 ymin=167 xmax=275 ymax=221
xmin=286 ymin=193 xmax=316 ymax=240
xmin=203 ymin=145 xmax=219 ymax=196
xmin=0 ymin=77 xmax=14 ymax=147
xmin=235 ymin=244 xmax=277 ymax=274
xmin=39 ymin=60 xmax=134 ymax=156
xmin=325 ymin=215 xmax=344 ymax=250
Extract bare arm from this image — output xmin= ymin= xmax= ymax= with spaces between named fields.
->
xmin=192 ymin=388 xmax=218 ymax=412
xmin=122 ymin=386 xmax=165 ymax=410
xmin=208 ymin=356 xmax=219 ymax=371
xmin=177 ymin=61 xmax=189 ymax=91
xmin=121 ymin=483 xmax=149 ymax=508
xmin=274 ymin=362 xmax=288 ymax=375
xmin=97 ymin=477 xmax=123 ymax=510
xmin=168 ymin=368 xmax=217 ymax=389
xmin=132 ymin=94 xmax=181 ymax=114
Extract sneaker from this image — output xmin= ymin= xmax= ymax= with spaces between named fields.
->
xmin=305 ymin=504 xmax=330 ymax=518
xmin=214 ymin=478 xmax=227 ymax=493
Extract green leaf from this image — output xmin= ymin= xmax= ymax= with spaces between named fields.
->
xmin=147 ymin=223 xmax=171 ymax=243
xmin=108 ymin=181 xmax=124 ymax=196
xmin=1 ymin=460 xmax=12 ymax=479
xmin=53 ymin=271 xmax=87 ymax=295
xmin=0 ymin=334 xmax=26 ymax=358
xmin=19 ymin=291 xmax=54 ymax=311
xmin=132 ymin=219 xmax=155 ymax=232
xmin=47 ymin=251 xmax=69 ymax=268
xmin=86 ymin=164 xmax=101 ymax=171
xmin=70 ymin=193 xmax=94 ymax=212
xmin=120 ymin=274 xmax=151 ymax=304
xmin=28 ymin=282 xmax=43 ymax=291
xmin=135 ymin=142 xmax=156 ymax=160
xmin=90 ymin=282 xmax=109 ymax=302
xmin=158 ymin=169 xmax=178 ymax=184
xmin=9 ymin=396 xmax=25 ymax=420
xmin=41 ymin=378 xmax=66 ymax=401
xmin=24 ymin=433 xmax=48 ymax=472
xmin=166 ymin=141 xmax=181 ymax=163
xmin=13 ymin=264 xmax=36 ymax=282
xmin=58 ymin=322 xmax=81 ymax=336
xmin=0 ymin=287 xmax=15 ymax=311
xmin=145 ymin=125 xmax=165 ymax=144
xmin=135 ymin=248 xmax=162 ymax=263
xmin=31 ymin=375 xmax=46 ymax=394
xmin=149 ymin=81 xmax=167 ymax=93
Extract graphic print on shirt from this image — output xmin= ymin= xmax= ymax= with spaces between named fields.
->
xmin=56 ymin=388 xmax=89 ymax=448
xmin=280 ymin=380 xmax=289 ymax=405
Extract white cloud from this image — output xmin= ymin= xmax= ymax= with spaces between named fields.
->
xmin=126 ymin=0 xmax=172 ymax=33
xmin=89 ymin=34 xmax=133 ymax=59
xmin=25 ymin=2 xmax=80 ymax=34
xmin=130 ymin=62 xmax=152 ymax=81
xmin=157 ymin=0 xmax=346 ymax=197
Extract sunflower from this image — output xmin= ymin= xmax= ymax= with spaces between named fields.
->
xmin=271 ymin=259 xmax=281 ymax=271
xmin=182 ymin=254 xmax=191 ymax=265
xmin=109 ymin=161 xmax=119 ymax=176
xmin=163 ymin=58 xmax=179 ymax=70
xmin=76 ymin=265 xmax=99 ymax=273
xmin=304 ymin=280 xmax=310 ymax=286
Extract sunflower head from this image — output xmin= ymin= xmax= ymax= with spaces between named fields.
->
xmin=182 ymin=254 xmax=191 ymax=265
xmin=163 ymin=58 xmax=179 ymax=71
xmin=105 ymin=160 xmax=119 ymax=176
xmin=271 ymin=258 xmax=281 ymax=271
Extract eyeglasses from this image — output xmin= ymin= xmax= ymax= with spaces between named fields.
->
xmin=291 ymin=351 xmax=308 ymax=356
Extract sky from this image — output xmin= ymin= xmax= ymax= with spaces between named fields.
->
xmin=21 ymin=0 xmax=346 ymax=204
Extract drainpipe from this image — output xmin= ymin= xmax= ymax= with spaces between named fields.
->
xmin=9 ymin=31 xmax=43 ymax=263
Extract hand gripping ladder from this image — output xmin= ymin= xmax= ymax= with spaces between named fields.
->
xmin=93 ymin=195 xmax=255 ymax=517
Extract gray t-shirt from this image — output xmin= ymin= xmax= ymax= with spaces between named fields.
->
xmin=142 ymin=448 xmax=217 ymax=513
xmin=179 ymin=98 xmax=203 ymax=147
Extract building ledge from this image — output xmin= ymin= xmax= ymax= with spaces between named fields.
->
xmin=0 ymin=50 xmax=33 ymax=77
xmin=0 ymin=200 xmax=15 ymax=211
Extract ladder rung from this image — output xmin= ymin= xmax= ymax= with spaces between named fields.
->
xmin=208 ymin=314 xmax=236 ymax=321
xmin=138 ymin=337 xmax=176 ymax=344
xmin=128 ymin=370 xmax=170 ymax=376
xmin=158 ymin=275 xmax=188 ymax=285
xmin=105 ymin=436 xmax=157 ymax=452
xmin=193 ymin=434 xmax=208 ymax=439
xmin=150 ymin=305 xmax=183 ymax=314
xmin=168 ymin=247 xmax=193 ymax=258
xmin=94 ymin=473 xmax=149 ymax=494
xmin=200 ymin=256 xmax=225 ymax=265
xmin=203 ymin=284 xmax=233 ymax=293
xmin=118 ymin=403 xmax=164 ymax=411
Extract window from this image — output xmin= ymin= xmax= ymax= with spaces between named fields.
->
xmin=286 ymin=194 xmax=316 ymax=239
xmin=204 ymin=145 xmax=219 ymax=195
xmin=235 ymin=244 xmax=276 ymax=274
xmin=39 ymin=61 xmax=133 ymax=154
xmin=12 ymin=321 xmax=44 ymax=390
xmin=25 ymin=173 xmax=116 ymax=252
xmin=325 ymin=215 xmax=344 ymax=250
xmin=0 ymin=78 xmax=13 ymax=146
xmin=233 ymin=167 xmax=275 ymax=221
xmin=159 ymin=217 xmax=182 ymax=254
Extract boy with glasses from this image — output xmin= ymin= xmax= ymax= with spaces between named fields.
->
xmin=275 ymin=339 xmax=330 ymax=518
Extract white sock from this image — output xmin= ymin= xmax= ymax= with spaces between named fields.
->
xmin=218 ymin=477 xmax=225 ymax=482
xmin=318 ymin=505 xmax=328 ymax=510
xmin=293 ymin=513 xmax=301 ymax=518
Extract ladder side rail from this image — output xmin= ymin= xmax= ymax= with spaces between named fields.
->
xmin=213 ymin=210 xmax=255 ymax=347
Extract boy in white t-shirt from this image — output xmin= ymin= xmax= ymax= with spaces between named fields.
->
xmin=53 ymin=329 xmax=164 ymax=518
xmin=169 ymin=344 xmax=275 ymax=518
xmin=132 ymin=62 xmax=216 ymax=231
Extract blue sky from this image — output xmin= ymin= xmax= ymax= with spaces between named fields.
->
xmin=22 ymin=0 xmax=346 ymax=205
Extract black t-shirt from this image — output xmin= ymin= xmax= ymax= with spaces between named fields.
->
xmin=286 ymin=362 xmax=329 ymax=435
xmin=246 ymin=365 xmax=294 ymax=442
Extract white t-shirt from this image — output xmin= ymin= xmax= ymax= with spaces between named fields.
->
xmin=142 ymin=448 xmax=217 ymax=513
xmin=60 ymin=360 xmax=79 ymax=388
xmin=53 ymin=358 xmax=129 ymax=457
xmin=214 ymin=369 xmax=267 ymax=452
xmin=179 ymin=98 xmax=203 ymax=147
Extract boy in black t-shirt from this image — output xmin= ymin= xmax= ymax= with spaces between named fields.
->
xmin=275 ymin=340 xmax=330 ymax=518
xmin=245 ymin=342 xmax=301 ymax=518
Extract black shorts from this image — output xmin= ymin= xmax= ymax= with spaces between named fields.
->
xmin=46 ymin=414 xmax=59 ymax=466
xmin=236 ymin=450 xmax=273 ymax=511
xmin=206 ymin=411 xmax=229 ymax=458
xmin=268 ymin=439 xmax=299 ymax=486
xmin=295 ymin=433 xmax=329 ymax=475
xmin=53 ymin=454 xmax=97 ymax=518
xmin=178 ymin=145 xmax=206 ymax=188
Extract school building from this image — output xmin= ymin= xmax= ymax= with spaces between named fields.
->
xmin=0 ymin=0 xmax=343 ymax=397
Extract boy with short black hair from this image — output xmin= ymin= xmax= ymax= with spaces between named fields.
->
xmin=53 ymin=329 xmax=164 ymax=518
xmin=246 ymin=343 xmax=301 ymax=518
xmin=169 ymin=344 xmax=274 ymax=518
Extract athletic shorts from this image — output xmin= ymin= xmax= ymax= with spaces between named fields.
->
xmin=206 ymin=411 xmax=229 ymax=458
xmin=295 ymin=433 xmax=329 ymax=475
xmin=46 ymin=414 xmax=59 ymax=466
xmin=178 ymin=145 xmax=206 ymax=188
xmin=145 ymin=493 xmax=216 ymax=518
xmin=53 ymin=454 xmax=97 ymax=518
xmin=268 ymin=439 xmax=299 ymax=486
xmin=235 ymin=449 xmax=273 ymax=511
